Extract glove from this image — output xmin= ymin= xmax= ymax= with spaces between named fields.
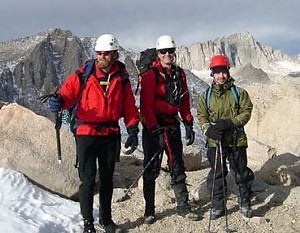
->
xmin=214 ymin=119 xmax=235 ymax=131
xmin=152 ymin=125 xmax=166 ymax=150
xmin=124 ymin=129 xmax=138 ymax=155
xmin=48 ymin=94 xmax=63 ymax=112
xmin=184 ymin=121 xmax=195 ymax=146
xmin=205 ymin=126 xmax=223 ymax=140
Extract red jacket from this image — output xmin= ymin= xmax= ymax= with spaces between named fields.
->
xmin=58 ymin=60 xmax=139 ymax=135
xmin=140 ymin=62 xmax=193 ymax=130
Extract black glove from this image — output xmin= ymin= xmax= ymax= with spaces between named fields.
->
xmin=48 ymin=94 xmax=63 ymax=112
xmin=183 ymin=121 xmax=195 ymax=146
xmin=124 ymin=128 xmax=139 ymax=155
xmin=214 ymin=119 xmax=235 ymax=131
xmin=152 ymin=125 xmax=166 ymax=150
xmin=205 ymin=126 xmax=223 ymax=140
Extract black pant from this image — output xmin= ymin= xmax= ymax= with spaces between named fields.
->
xmin=207 ymin=146 xmax=254 ymax=209
xmin=76 ymin=134 xmax=120 ymax=226
xmin=142 ymin=123 xmax=190 ymax=216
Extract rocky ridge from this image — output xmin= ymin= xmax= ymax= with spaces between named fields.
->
xmin=1 ymin=28 xmax=299 ymax=120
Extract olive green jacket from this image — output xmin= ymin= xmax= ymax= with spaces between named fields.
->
xmin=197 ymin=78 xmax=253 ymax=147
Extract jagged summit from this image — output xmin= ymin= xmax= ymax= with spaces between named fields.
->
xmin=0 ymin=28 xmax=299 ymax=119
xmin=176 ymin=31 xmax=294 ymax=71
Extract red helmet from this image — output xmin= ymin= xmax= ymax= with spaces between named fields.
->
xmin=209 ymin=55 xmax=230 ymax=69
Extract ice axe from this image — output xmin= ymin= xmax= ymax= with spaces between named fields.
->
xmin=55 ymin=111 xmax=62 ymax=164
xmin=117 ymin=149 xmax=163 ymax=202
xmin=36 ymin=91 xmax=62 ymax=164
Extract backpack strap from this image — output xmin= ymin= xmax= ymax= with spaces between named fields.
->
xmin=152 ymin=66 xmax=160 ymax=82
xmin=154 ymin=66 xmax=184 ymax=107
xmin=69 ymin=59 xmax=95 ymax=132
xmin=114 ymin=61 xmax=129 ymax=86
xmin=204 ymin=86 xmax=212 ymax=116
xmin=75 ymin=59 xmax=95 ymax=90
xmin=230 ymin=84 xmax=240 ymax=114
xmin=230 ymin=84 xmax=240 ymax=103
xmin=204 ymin=84 xmax=240 ymax=116
xmin=175 ymin=66 xmax=183 ymax=80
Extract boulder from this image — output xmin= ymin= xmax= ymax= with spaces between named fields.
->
xmin=258 ymin=153 xmax=300 ymax=186
xmin=0 ymin=103 xmax=80 ymax=199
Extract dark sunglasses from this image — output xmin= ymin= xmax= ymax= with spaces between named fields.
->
xmin=159 ymin=48 xmax=176 ymax=55
xmin=96 ymin=51 xmax=111 ymax=56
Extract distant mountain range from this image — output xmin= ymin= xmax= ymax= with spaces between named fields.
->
xmin=0 ymin=28 xmax=299 ymax=119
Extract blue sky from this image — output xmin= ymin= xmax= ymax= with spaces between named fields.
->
xmin=1 ymin=0 xmax=299 ymax=56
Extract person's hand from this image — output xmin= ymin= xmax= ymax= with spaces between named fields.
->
xmin=124 ymin=129 xmax=138 ymax=154
xmin=205 ymin=126 xmax=223 ymax=140
xmin=214 ymin=119 xmax=235 ymax=131
xmin=152 ymin=126 xmax=166 ymax=150
xmin=48 ymin=94 xmax=63 ymax=112
xmin=184 ymin=121 xmax=195 ymax=146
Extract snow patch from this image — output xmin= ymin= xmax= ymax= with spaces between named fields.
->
xmin=270 ymin=61 xmax=300 ymax=75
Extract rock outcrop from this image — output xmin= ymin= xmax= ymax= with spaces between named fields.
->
xmin=0 ymin=103 xmax=79 ymax=199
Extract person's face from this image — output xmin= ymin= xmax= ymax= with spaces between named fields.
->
xmin=212 ymin=67 xmax=229 ymax=85
xmin=96 ymin=50 xmax=116 ymax=69
xmin=157 ymin=48 xmax=176 ymax=67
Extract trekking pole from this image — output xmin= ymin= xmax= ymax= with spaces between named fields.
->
xmin=55 ymin=111 xmax=62 ymax=164
xmin=218 ymin=140 xmax=230 ymax=232
xmin=179 ymin=78 xmax=204 ymax=99
xmin=208 ymin=145 xmax=219 ymax=233
xmin=117 ymin=149 xmax=163 ymax=202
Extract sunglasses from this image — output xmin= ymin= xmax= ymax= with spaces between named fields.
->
xmin=159 ymin=48 xmax=176 ymax=55
xmin=96 ymin=51 xmax=111 ymax=56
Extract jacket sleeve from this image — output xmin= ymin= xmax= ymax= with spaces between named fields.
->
xmin=57 ymin=71 xmax=82 ymax=110
xmin=122 ymin=77 xmax=140 ymax=131
xmin=197 ymin=93 xmax=211 ymax=134
xmin=140 ymin=69 xmax=158 ymax=130
xmin=232 ymin=88 xmax=253 ymax=127
xmin=179 ymin=70 xmax=194 ymax=123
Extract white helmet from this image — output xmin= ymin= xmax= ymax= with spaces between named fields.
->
xmin=95 ymin=34 xmax=119 ymax=51
xmin=156 ymin=35 xmax=176 ymax=50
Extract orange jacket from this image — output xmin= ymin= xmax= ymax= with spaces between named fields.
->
xmin=140 ymin=62 xmax=193 ymax=130
xmin=58 ymin=60 xmax=139 ymax=135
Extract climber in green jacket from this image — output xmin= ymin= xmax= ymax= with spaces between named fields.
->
xmin=198 ymin=54 xmax=254 ymax=220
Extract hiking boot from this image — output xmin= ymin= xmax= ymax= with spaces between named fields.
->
xmin=144 ymin=215 xmax=155 ymax=224
xmin=211 ymin=208 xmax=225 ymax=220
xmin=104 ymin=222 xmax=123 ymax=233
xmin=240 ymin=205 xmax=253 ymax=218
xmin=95 ymin=219 xmax=105 ymax=232
xmin=178 ymin=210 xmax=200 ymax=221
xmin=83 ymin=219 xmax=96 ymax=233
